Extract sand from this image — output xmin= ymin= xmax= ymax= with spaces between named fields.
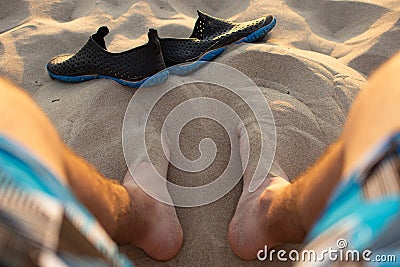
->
xmin=0 ymin=0 xmax=399 ymax=266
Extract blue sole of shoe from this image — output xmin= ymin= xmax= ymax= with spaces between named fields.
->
xmin=168 ymin=47 xmax=226 ymax=76
xmin=236 ymin=17 xmax=277 ymax=44
xmin=47 ymin=18 xmax=276 ymax=88
xmin=46 ymin=66 xmax=169 ymax=89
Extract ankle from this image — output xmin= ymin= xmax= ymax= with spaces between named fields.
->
xmin=264 ymin=183 xmax=307 ymax=244
xmin=107 ymin=185 xmax=136 ymax=243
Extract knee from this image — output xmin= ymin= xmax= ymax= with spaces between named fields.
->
xmin=341 ymin=53 xmax=400 ymax=173
xmin=0 ymin=77 xmax=67 ymax=181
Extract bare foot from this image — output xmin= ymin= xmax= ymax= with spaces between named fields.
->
xmin=115 ymin=130 xmax=183 ymax=261
xmin=228 ymin=124 xmax=291 ymax=260
xmin=115 ymin=162 xmax=183 ymax=261
xmin=228 ymin=175 xmax=290 ymax=260
xmin=119 ymin=163 xmax=183 ymax=261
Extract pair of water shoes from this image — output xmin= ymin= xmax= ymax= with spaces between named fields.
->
xmin=46 ymin=11 xmax=277 ymax=88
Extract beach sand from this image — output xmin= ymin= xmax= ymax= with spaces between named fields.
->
xmin=0 ymin=0 xmax=399 ymax=266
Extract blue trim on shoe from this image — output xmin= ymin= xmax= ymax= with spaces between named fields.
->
xmin=236 ymin=17 xmax=277 ymax=44
xmin=47 ymin=65 xmax=169 ymax=89
xmin=168 ymin=47 xmax=226 ymax=76
xmin=141 ymin=70 xmax=169 ymax=87
xmin=168 ymin=17 xmax=276 ymax=76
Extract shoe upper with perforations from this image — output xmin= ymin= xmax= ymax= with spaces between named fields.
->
xmin=47 ymin=27 xmax=166 ymax=82
xmin=159 ymin=11 xmax=274 ymax=67
xmin=190 ymin=10 xmax=273 ymax=41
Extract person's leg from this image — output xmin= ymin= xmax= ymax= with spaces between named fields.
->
xmin=228 ymin=51 xmax=400 ymax=260
xmin=0 ymin=78 xmax=66 ymax=182
xmin=228 ymin=135 xmax=343 ymax=260
xmin=63 ymin=147 xmax=183 ymax=261
xmin=0 ymin=78 xmax=182 ymax=261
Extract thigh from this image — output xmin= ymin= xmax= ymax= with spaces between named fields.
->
xmin=341 ymin=52 xmax=400 ymax=175
xmin=0 ymin=78 xmax=66 ymax=182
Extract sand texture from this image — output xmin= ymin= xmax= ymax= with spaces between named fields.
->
xmin=0 ymin=0 xmax=399 ymax=266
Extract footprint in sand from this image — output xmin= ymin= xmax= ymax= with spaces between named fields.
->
xmin=164 ymin=0 xmax=250 ymax=18
xmin=47 ymin=0 xmax=140 ymax=22
xmin=0 ymin=0 xmax=30 ymax=33
xmin=347 ymin=17 xmax=400 ymax=75
xmin=284 ymin=0 xmax=387 ymax=41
